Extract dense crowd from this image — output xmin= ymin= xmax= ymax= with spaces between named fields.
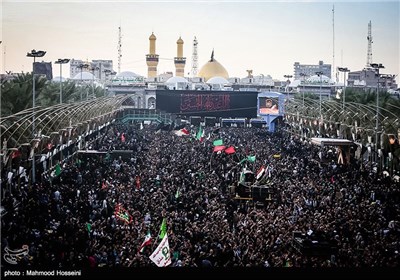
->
xmin=1 ymin=123 xmax=400 ymax=268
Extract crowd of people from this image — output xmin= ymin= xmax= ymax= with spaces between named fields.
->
xmin=1 ymin=123 xmax=400 ymax=268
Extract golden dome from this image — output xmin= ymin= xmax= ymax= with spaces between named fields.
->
xmin=198 ymin=52 xmax=229 ymax=82
xmin=177 ymin=37 xmax=184 ymax=44
xmin=149 ymin=32 xmax=156 ymax=40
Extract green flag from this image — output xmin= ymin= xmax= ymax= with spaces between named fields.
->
xmin=238 ymin=155 xmax=256 ymax=165
xmin=247 ymin=155 xmax=256 ymax=162
xmin=175 ymin=188 xmax=180 ymax=199
xmin=239 ymin=170 xmax=246 ymax=184
xmin=159 ymin=218 xmax=167 ymax=239
xmin=55 ymin=163 xmax=61 ymax=176
xmin=196 ymin=126 xmax=203 ymax=140
xmin=86 ymin=223 xmax=92 ymax=232
xmin=105 ymin=152 xmax=111 ymax=162
xmin=213 ymin=139 xmax=223 ymax=146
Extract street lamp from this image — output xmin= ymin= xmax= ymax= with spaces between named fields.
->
xmin=299 ymin=73 xmax=307 ymax=106
xmin=26 ymin=49 xmax=46 ymax=184
xmin=370 ymin=63 xmax=385 ymax=154
xmin=77 ymin=63 xmax=89 ymax=101
xmin=337 ymin=67 xmax=350 ymax=111
xmin=109 ymin=71 xmax=117 ymax=95
xmin=103 ymin=69 xmax=112 ymax=97
xmin=315 ymin=71 xmax=323 ymax=136
xmin=55 ymin=58 xmax=70 ymax=104
xmin=284 ymin=74 xmax=293 ymax=101
xmin=90 ymin=66 xmax=99 ymax=100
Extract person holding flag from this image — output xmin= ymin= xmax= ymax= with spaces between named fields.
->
xmin=149 ymin=233 xmax=171 ymax=267
xmin=159 ymin=218 xmax=167 ymax=239
xmin=138 ymin=231 xmax=152 ymax=254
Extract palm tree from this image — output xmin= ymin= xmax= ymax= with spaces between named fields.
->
xmin=1 ymin=73 xmax=48 ymax=117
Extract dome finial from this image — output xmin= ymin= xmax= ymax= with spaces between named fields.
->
xmin=210 ymin=49 xmax=214 ymax=62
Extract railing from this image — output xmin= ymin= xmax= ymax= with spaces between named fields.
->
xmin=117 ymin=108 xmax=175 ymax=124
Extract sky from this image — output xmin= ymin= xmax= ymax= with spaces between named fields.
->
xmin=1 ymin=0 xmax=399 ymax=84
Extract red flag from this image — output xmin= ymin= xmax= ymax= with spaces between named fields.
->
xmin=224 ymin=146 xmax=236 ymax=154
xmin=11 ymin=150 xmax=22 ymax=159
xmin=121 ymin=133 xmax=126 ymax=142
xmin=114 ymin=204 xmax=133 ymax=224
xmin=213 ymin=145 xmax=226 ymax=152
xmin=136 ymin=175 xmax=141 ymax=189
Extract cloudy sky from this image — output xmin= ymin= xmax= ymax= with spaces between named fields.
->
xmin=1 ymin=0 xmax=399 ymax=83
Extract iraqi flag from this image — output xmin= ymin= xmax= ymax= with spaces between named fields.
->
xmin=256 ymin=166 xmax=265 ymax=180
xmin=138 ymin=231 xmax=152 ymax=253
xmin=173 ymin=128 xmax=190 ymax=136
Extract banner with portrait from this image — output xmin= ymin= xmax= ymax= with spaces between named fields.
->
xmin=259 ymin=97 xmax=279 ymax=115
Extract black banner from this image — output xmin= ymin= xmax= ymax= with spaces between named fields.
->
xmin=156 ymin=90 xmax=258 ymax=118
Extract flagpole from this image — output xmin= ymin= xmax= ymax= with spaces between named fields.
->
xmin=234 ymin=153 xmax=241 ymax=163
xmin=209 ymin=151 xmax=214 ymax=171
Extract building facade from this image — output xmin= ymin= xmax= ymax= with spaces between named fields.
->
xmin=70 ymin=59 xmax=114 ymax=81
xmin=293 ymin=60 xmax=331 ymax=80
xmin=347 ymin=68 xmax=398 ymax=90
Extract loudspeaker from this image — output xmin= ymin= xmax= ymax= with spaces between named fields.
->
xmin=190 ymin=116 xmax=201 ymax=126
xmin=205 ymin=117 xmax=216 ymax=127
xmin=252 ymin=186 xmax=272 ymax=202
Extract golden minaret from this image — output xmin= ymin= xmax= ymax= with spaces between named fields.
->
xmin=146 ymin=32 xmax=159 ymax=78
xmin=174 ymin=37 xmax=186 ymax=77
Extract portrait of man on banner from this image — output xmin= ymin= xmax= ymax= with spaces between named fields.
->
xmin=259 ymin=97 xmax=279 ymax=115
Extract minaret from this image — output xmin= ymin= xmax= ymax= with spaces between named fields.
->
xmin=174 ymin=36 xmax=186 ymax=77
xmin=146 ymin=32 xmax=159 ymax=78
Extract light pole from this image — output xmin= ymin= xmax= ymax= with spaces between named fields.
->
xmin=315 ymin=71 xmax=323 ymax=136
xmin=284 ymin=75 xmax=293 ymax=100
xmin=110 ymin=71 xmax=117 ymax=95
xmin=26 ymin=49 xmax=46 ymax=184
xmin=299 ymin=73 xmax=307 ymax=107
xmin=78 ymin=63 xmax=89 ymax=101
xmin=55 ymin=58 xmax=70 ymax=104
xmin=370 ymin=63 xmax=385 ymax=156
xmin=90 ymin=66 xmax=99 ymax=100
xmin=337 ymin=67 xmax=350 ymax=111
xmin=260 ymin=73 xmax=264 ymax=90
xmin=103 ymin=69 xmax=112 ymax=97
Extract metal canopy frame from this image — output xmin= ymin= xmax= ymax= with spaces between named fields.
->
xmin=1 ymin=96 xmax=131 ymax=149
xmin=285 ymin=98 xmax=399 ymax=143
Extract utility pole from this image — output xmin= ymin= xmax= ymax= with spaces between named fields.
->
xmin=366 ymin=21 xmax=373 ymax=67
xmin=191 ymin=36 xmax=198 ymax=77
xmin=118 ymin=25 xmax=122 ymax=74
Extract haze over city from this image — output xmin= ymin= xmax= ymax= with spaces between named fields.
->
xmin=1 ymin=0 xmax=399 ymax=83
